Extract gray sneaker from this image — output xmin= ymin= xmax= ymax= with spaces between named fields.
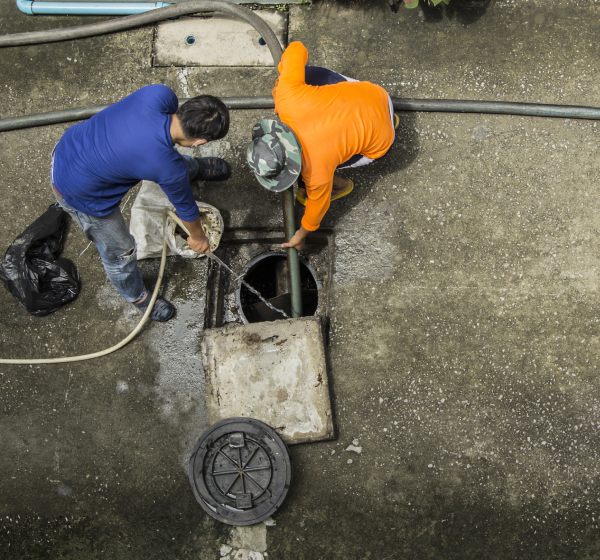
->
xmin=133 ymin=294 xmax=176 ymax=322
xmin=190 ymin=157 xmax=231 ymax=182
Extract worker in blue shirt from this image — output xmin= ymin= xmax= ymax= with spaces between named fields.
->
xmin=51 ymin=84 xmax=230 ymax=322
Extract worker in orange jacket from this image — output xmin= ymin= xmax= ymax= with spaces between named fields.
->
xmin=246 ymin=41 xmax=398 ymax=249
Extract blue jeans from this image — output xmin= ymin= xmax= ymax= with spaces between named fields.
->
xmin=305 ymin=65 xmax=349 ymax=86
xmin=52 ymin=155 xmax=198 ymax=303
xmin=56 ymin=196 xmax=146 ymax=302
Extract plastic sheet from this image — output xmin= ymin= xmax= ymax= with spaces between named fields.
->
xmin=0 ymin=203 xmax=80 ymax=315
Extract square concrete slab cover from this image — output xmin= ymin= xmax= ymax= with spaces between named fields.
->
xmin=153 ymin=11 xmax=287 ymax=67
xmin=201 ymin=318 xmax=334 ymax=444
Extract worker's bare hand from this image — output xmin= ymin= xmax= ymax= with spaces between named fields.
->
xmin=282 ymin=231 xmax=306 ymax=251
xmin=188 ymin=234 xmax=211 ymax=254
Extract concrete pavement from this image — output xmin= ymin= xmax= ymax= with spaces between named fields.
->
xmin=0 ymin=0 xmax=599 ymax=558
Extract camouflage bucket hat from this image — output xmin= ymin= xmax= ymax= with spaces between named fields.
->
xmin=246 ymin=118 xmax=302 ymax=193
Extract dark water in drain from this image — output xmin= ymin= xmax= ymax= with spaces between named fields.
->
xmin=240 ymin=255 xmax=319 ymax=322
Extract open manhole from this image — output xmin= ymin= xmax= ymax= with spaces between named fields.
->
xmin=236 ymin=251 xmax=320 ymax=323
xmin=203 ymin=229 xmax=333 ymax=329
xmin=188 ymin=417 xmax=292 ymax=526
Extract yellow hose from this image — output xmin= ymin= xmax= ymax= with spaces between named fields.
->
xmin=0 ymin=210 xmax=189 ymax=365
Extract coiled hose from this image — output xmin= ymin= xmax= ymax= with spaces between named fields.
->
xmin=0 ymin=210 xmax=187 ymax=365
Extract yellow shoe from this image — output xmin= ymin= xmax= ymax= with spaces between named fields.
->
xmin=296 ymin=179 xmax=354 ymax=207
xmin=296 ymin=187 xmax=307 ymax=206
xmin=296 ymin=179 xmax=354 ymax=206
xmin=393 ymin=112 xmax=400 ymax=130
xmin=331 ymin=178 xmax=354 ymax=202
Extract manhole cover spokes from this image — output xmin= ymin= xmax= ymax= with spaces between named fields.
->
xmin=210 ymin=440 xmax=273 ymax=501
xmin=189 ymin=418 xmax=291 ymax=526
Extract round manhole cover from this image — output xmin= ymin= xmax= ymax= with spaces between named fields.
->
xmin=188 ymin=417 xmax=292 ymax=526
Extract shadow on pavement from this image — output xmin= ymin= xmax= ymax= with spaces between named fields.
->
xmin=421 ymin=0 xmax=494 ymax=25
xmin=322 ymin=111 xmax=420 ymax=229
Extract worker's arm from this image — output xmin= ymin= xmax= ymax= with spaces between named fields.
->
xmin=181 ymin=217 xmax=210 ymax=253
xmin=277 ymin=41 xmax=308 ymax=86
xmin=160 ymin=193 xmax=210 ymax=254
xmin=156 ymin=155 xmax=211 ymax=254
xmin=282 ymin=178 xmax=332 ymax=250
xmin=282 ymin=225 xmax=311 ymax=250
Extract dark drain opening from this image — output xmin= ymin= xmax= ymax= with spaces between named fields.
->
xmin=237 ymin=252 xmax=319 ymax=323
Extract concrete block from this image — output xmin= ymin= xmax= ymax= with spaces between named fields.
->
xmin=153 ymin=11 xmax=287 ymax=67
xmin=201 ymin=317 xmax=334 ymax=444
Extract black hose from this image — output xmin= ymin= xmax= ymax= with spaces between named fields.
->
xmin=0 ymin=1 xmax=598 ymax=131
xmin=2 ymin=97 xmax=599 ymax=133
xmin=0 ymin=105 xmax=108 ymax=132
xmin=393 ymin=99 xmax=600 ymax=120
xmin=1 ymin=0 xmax=598 ymax=131
xmin=0 ymin=98 xmax=275 ymax=132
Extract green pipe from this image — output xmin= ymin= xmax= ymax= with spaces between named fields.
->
xmin=281 ymin=187 xmax=303 ymax=318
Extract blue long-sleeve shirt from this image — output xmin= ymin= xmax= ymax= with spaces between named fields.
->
xmin=52 ymin=84 xmax=200 ymax=222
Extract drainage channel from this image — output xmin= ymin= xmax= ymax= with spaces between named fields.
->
xmin=204 ymin=228 xmax=333 ymax=328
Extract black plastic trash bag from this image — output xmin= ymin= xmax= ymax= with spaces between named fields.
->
xmin=0 ymin=203 xmax=80 ymax=316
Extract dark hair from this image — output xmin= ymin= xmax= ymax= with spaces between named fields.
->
xmin=176 ymin=95 xmax=230 ymax=141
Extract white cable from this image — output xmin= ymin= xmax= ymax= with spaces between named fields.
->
xmin=0 ymin=209 xmax=287 ymax=365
